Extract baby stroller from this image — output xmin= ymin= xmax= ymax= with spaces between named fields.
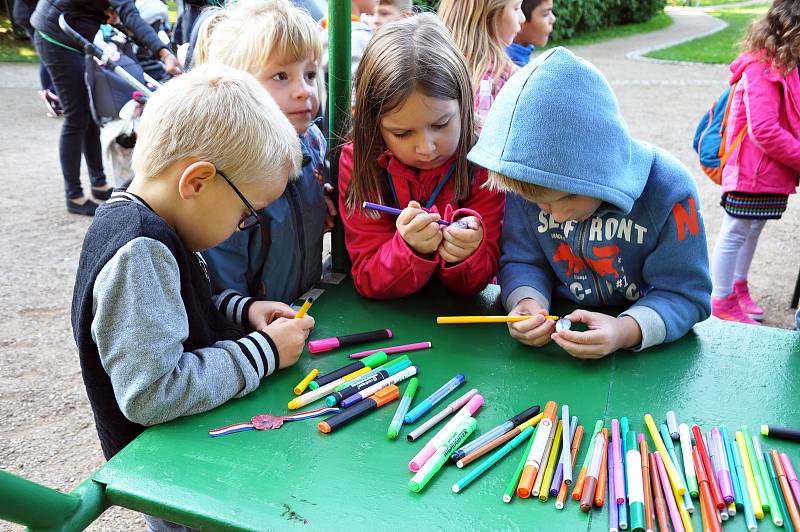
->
xmin=57 ymin=1 xmax=168 ymax=186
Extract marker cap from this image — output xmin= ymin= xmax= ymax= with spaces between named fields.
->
xmin=372 ymin=385 xmax=400 ymax=406
xmin=760 ymin=424 xmax=769 ymax=436
xmin=308 ymin=337 xmax=339 ymax=353
xmin=361 ymin=351 xmax=388 ymax=368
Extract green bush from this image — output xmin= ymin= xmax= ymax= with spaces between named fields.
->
xmin=551 ymin=0 xmax=664 ymax=40
xmin=412 ymin=0 xmax=664 ymax=40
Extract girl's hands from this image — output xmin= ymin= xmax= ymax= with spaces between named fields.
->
xmin=438 ymin=216 xmax=483 ymax=263
xmin=396 ymin=201 xmax=443 ymax=256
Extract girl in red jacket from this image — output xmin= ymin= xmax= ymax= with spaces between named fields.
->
xmin=711 ymin=0 xmax=800 ymax=324
xmin=339 ymin=13 xmax=504 ymax=299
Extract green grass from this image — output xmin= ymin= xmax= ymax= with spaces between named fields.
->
xmin=549 ymin=11 xmax=673 ymax=49
xmin=0 ymin=17 xmax=38 ymax=63
xmin=646 ymin=3 xmax=769 ymax=64
xmin=665 ymin=0 xmax=742 ymax=6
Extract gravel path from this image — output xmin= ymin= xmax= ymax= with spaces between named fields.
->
xmin=0 ymin=6 xmax=797 ymax=531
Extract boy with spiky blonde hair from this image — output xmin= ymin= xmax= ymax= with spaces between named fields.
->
xmin=72 ymin=64 xmax=314 ymax=470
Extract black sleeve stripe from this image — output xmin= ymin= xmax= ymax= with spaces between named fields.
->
xmin=258 ymin=331 xmax=280 ymax=375
xmin=235 ymin=339 xmax=260 ymax=375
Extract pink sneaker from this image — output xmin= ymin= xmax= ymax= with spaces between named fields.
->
xmin=733 ymin=279 xmax=764 ymax=321
xmin=712 ymin=292 xmax=759 ymax=325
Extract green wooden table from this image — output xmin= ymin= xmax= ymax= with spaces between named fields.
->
xmin=93 ymin=280 xmax=800 ymax=531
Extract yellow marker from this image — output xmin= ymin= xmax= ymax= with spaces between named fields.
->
xmin=294 ymin=298 xmax=314 ymax=318
xmin=287 ymin=367 xmax=371 ymax=410
xmin=675 ymin=488 xmax=694 ymax=532
xmin=437 ymin=315 xmax=559 ymax=324
xmin=293 ymin=369 xmax=318 ymax=395
xmin=539 ymin=419 xmax=564 ymax=502
xmin=736 ymin=431 xmax=764 ymax=519
xmin=644 ymin=414 xmax=687 ymax=496
xmin=520 ymin=412 xmax=545 ymax=431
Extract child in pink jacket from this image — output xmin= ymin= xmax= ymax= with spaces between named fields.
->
xmin=711 ymin=0 xmax=800 ymax=324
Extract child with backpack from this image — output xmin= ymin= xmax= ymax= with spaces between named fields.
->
xmin=709 ymin=0 xmax=800 ymax=324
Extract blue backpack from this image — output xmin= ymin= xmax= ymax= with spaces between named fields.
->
xmin=692 ymin=81 xmax=748 ymax=184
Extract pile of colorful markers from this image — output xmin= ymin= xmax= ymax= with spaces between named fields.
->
xmin=289 ymin=340 xmax=800 ymax=531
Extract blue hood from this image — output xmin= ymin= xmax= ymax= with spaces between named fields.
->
xmin=468 ymin=47 xmax=654 ymax=214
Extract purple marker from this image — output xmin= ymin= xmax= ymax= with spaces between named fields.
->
xmin=609 ymin=442 xmax=619 ymax=532
xmin=712 ymin=428 xmax=735 ymax=504
xmin=362 ymin=201 xmax=450 ymax=225
xmin=612 ymin=419 xmax=625 ymax=504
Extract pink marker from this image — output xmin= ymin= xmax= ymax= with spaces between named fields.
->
xmin=612 ymin=419 xmax=625 ymax=504
xmin=781 ymin=453 xmax=800 ymax=509
xmin=348 ymin=341 xmax=432 ymax=360
xmin=308 ymin=329 xmax=392 ymax=354
xmin=655 ymin=451 xmax=685 ymax=532
xmin=408 ymin=394 xmax=483 ymax=472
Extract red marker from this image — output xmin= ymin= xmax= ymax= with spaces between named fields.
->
xmin=692 ymin=424 xmax=725 ymax=510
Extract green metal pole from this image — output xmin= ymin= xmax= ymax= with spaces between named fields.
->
xmin=0 ymin=469 xmax=106 ymax=531
xmin=328 ymin=0 xmax=352 ymax=273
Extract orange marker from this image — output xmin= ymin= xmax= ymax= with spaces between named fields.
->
xmin=649 ymin=452 xmax=671 ymax=532
xmin=573 ymin=419 xmax=604 ymax=500
xmin=640 ymin=437 xmax=655 ymax=532
xmin=693 ymin=446 xmax=722 ymax=532
xmin=517 ymin=401 xmax=558 ymax=498
xmin=595 ymin=428 xmax=609 ymax=507
xmin=772 ymin=450 xmax=800 ymax=531
xmin=317 ymin=385 xmax=399 ymax=433
xmin=556 ymin=425 xmax=584 ymax=509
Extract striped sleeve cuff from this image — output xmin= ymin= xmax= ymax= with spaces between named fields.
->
xmin=213 ymin=289 xmax=254 ymax=328
xmin=235 ymin=331 xmax=279 ymax=378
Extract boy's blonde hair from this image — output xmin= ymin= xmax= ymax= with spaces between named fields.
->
xmin=191 ymin=9 xmax=228 ymax=67
xmin=486 ymin=170 xmax=548 ymax=202
xmin=207 ymin=0 xmax=323 ymax=75
xmin=132 ymin=63 xmax=301 ymax=186
xmin=438 ymin=0 xmax=514 ymax=91
xmin=346 ymin=14 xmax=475 ymax=213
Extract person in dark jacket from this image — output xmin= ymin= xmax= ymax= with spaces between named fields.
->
xmin=31 ymin=0 xmax=182 ymax=216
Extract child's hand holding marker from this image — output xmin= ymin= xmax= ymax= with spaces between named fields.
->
xmin=439 ymin=216 xmax=483 ymax=264
xmin=396 ymin=201 xmax=444 ymax=256
xmin=261 ymin=315 xmax=316 ymax=369
xmin=507 ymin=298 xmax=556 ymax=347
xmin=550 ymin=310 xmax=642 ymax=359
xmin=247 ymin=301 xmax=297 ymax=331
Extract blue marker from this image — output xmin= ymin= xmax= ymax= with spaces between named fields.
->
xmin=660 ymin=423 xmax=695 ymax=513
xmin=404 ymin=374 xmax=465 ymax=424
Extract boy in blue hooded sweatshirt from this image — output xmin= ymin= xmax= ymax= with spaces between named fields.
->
xmin=469 ymin=48 xmax=712 ymax=358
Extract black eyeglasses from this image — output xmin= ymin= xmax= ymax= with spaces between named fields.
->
xmin=216 ymin=169 xmax=262 ymax=231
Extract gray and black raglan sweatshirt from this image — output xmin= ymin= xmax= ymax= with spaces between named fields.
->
xmin=71 ymin=191 xmax=279 ymax=459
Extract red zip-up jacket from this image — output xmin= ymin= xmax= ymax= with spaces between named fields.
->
xmin=338 ymin=143 xmax=505 ymax=299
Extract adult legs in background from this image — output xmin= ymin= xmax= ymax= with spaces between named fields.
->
xmin=34 ymin=34 xmax=110 ymax=215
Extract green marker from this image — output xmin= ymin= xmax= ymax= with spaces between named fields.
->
xmin=741 ymin=425 xmax=770 ymax=512
xmin=388 ymin=378 xmax=419 ymax=440
xmin=308 ymin=351 xmax=388 ymax=390
xmin=409 ymin=417 xmax=476 ymax=493
xmin=764 ymin=451 xmax=792 ymax=531
xmin=332 ymin=355 xmax=410 ymax=392
xmin=453 ymin=425 xmax=535 ymax=494
xmin=503 ymin=424 xmax=538 ymax=503
xmin=753 ymin=434 xmax=783 ymax=526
